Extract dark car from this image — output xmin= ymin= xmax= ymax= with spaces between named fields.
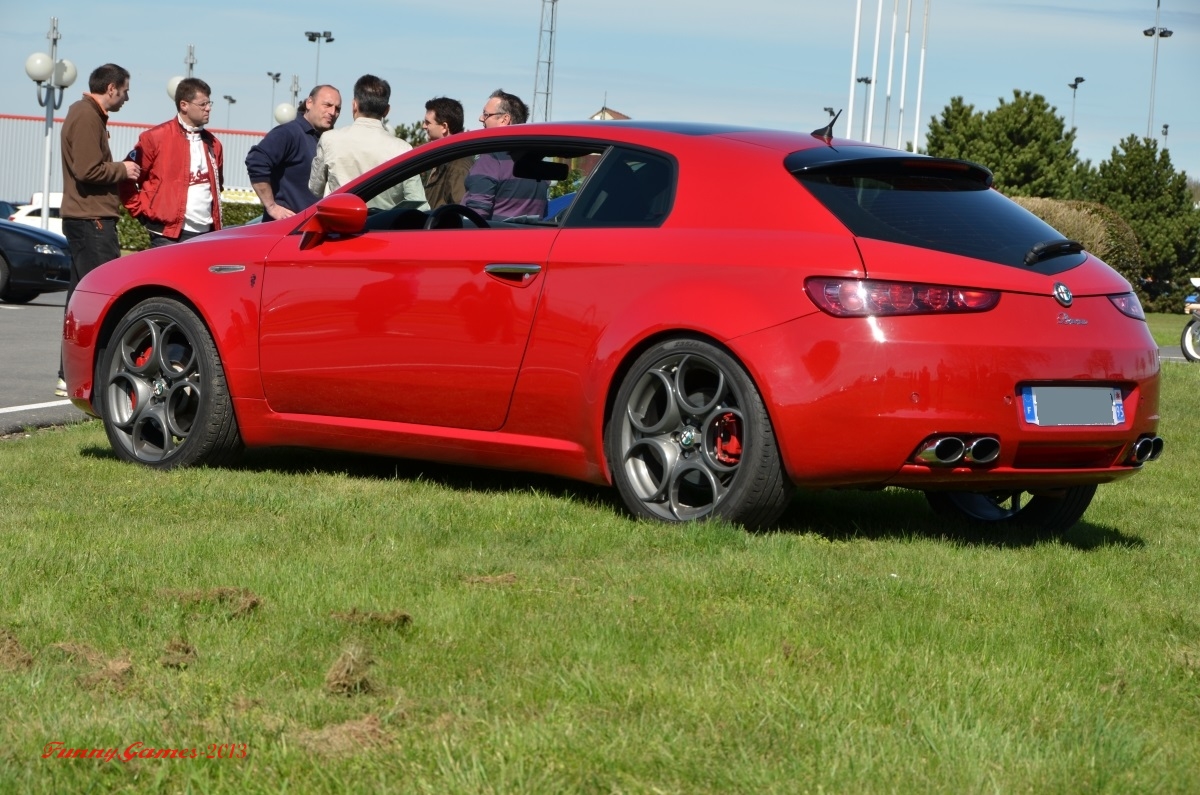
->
xmin=0 ymin=200 xmax=20 ymax=220
xmin=0 ymin=218 xmax=72 ymax=303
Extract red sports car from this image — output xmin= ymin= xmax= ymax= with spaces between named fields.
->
xmin=62 ymin=121 xmax=1163 ymax=533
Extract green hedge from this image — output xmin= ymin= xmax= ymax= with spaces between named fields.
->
xmin=119 ymin=202 xmax=263 ymax=252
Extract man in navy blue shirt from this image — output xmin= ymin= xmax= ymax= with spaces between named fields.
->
xmin=246 ymin=84 xmax=341 ymax=220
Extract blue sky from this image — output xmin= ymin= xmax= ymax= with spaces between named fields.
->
xmin=3 ymin=1 xmax=1198 ymax=179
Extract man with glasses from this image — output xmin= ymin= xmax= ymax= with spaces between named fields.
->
xmin=462 ymin=89 xmax=547 ymax=221
xmin=420 ymin=96 xmax=471 ymax=209
xmin=56 ymin=63 xmax=140 ymax=396
xmin=121 ymin=78 xmax=224 ymax=248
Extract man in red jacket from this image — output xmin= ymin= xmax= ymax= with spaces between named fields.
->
xmin=123 ymin=78 xmax=224 ymax=247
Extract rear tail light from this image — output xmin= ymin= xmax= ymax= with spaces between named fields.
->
xmin=1108 ymin=292 xmax=1145 ymax=320
xmin=805 ymin=278 xmax=1000 ymax=317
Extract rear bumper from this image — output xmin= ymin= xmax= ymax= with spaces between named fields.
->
xmin=729 ymin=298 xmax=1160 ymax=490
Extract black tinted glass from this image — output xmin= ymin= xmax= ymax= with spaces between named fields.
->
xmin=795 ymin=162 xmax=1085 ymax=271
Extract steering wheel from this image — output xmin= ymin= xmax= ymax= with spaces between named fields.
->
xmin=423 ymin=203 xmax=490 ymax=230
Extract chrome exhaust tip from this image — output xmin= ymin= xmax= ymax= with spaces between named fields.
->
xmin=1130 ymin=437 xmax=1154 ymax=464
xmin=963 ymin=436 xmax=1001 ymax=464
xmin=1148 ymin=436 xmax=1164 ymax=461
xmin=915 ymin=436 xmax=965 ymax=466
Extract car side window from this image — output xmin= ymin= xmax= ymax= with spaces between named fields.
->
xmin=566 ymin=149 xmax=674 ymax=229
xmin=356 ymin=144 xmax=605 ymax=232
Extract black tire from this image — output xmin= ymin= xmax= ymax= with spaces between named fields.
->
xmin=924 ymin=485 xmax=1097 ymax=536
xmin=605 ymin=338 xmax=793 ymax=529
xmin=0 ymin=253 xmax=41 ymax=303
xmin=97 ymin=297 xmax=243 ymax=469
xmin=1181 ymin=319 xmax=1200 ymax=362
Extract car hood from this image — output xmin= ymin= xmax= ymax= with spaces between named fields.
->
xmin=0 ymin=218 xmax=68 ymax=246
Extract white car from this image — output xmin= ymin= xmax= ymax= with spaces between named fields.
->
xmin=8 ymin=192 xmax=63 ymax=236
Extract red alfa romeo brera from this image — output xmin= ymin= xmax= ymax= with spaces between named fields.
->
xmin=62 ymin=120 xmax=1163 ymax=534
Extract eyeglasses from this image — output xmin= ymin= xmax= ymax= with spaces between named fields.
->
xmin=480 ymin=112 xmax=508 ymax=121
xmin=189 ymin=100 xmax=214 ymax=108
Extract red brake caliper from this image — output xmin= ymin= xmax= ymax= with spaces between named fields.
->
xmin=129 ymin=346 xmax=152 ymax=410
xmin=714 ymin=412 xmax=743 ymax=465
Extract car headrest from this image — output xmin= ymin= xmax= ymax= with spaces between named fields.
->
xmin=513 ymin=154 xmax=570 ymax=182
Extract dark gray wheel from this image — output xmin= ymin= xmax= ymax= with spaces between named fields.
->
xmin=1181 ymin=319 xmax=1200 ymax=362
xmin=97 ymin=297 xmax=242 ymax=469
xmin=605 ymin=338 xmax=792 ymax=529
xmin=925 ymin=485 xmax=1097 ymax=536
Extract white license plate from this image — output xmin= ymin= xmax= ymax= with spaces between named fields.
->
xmin=1021 ymin=386 xmax=1125 ymax=427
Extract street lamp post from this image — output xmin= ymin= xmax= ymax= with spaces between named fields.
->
xmin=304 ymin=30 xmax=333 ymax=85
xmin=1143 ymin=0 xmax=1173 ymax=138
xmin=167 ymin=44 xmax=196 ymax=101
xmin=1067 ymin=76 xmax=1084 ymax=130
xmin=1162 ymin=123 xmax=1169 ymax=147
xmin=223 ymin=95 xmax=236 ymax=128
xmin=856 ymin=76 xmax=872 ymax=140
xmin=274 ymin=75 xmax=300 ymax=125
xmin=24 ymin=17 xmax=77 ymax=231
xmin=267 ymin=71 xmax=281 ymax=126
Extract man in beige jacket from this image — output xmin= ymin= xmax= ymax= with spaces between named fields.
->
xmin=308 ymin=74 xmax=426 ymax=210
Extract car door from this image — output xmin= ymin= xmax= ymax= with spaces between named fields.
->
xmin=257 ymin=223 xmax=555 ymax=432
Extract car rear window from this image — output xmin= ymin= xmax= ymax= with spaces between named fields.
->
xmin=789 ymin=153 xmax=1085 ymax=272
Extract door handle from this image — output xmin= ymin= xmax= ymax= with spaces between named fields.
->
xmin=485 ymin=263 xmax=542 ymax=284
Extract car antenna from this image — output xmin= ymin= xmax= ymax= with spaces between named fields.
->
xmin=811 ymin=109 xmax=842 ymax=141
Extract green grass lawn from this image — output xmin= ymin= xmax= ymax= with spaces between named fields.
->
xmin=2 ymin=363 xmax=1199 ymax=793
xmin=1147 ymin=311 xmax=1189 ymax=348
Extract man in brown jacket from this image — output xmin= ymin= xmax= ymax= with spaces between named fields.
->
xmin=420 ymin=96 xmax=472 ymax=209
xmin=56 ymin=63 xmax=140 ymax=395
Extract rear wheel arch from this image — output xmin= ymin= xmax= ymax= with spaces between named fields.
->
xmin=601 ymin=332 xmax=794 ymax=528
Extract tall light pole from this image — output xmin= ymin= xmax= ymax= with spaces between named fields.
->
xmin=274 ymin=74 xmax=300 ymax=125
xmin=1162 ymin=123 xmax=1169 ymax=147
xmin=267 ymin=71 xmax=281 ymax=126
xmin=857 ymin=76 xmax=873 ymax=140
xmin=1068 ymin=76 xmax=1084 ymax=130
xmin=223 ymin=94 xmax=236 ymax=128
xmin=167 ymin=44 xmax=196 ymax=101
xmin=1143 ymin=0 xmax=1173 ymax=138
xmin=304 ymin=30 xmax=333 ymax=85
xmin=25 ymin=17 xmax=77 ymax=231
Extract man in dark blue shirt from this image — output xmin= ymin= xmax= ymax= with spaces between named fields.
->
xmin=246 ymin=85 xmax=341 ymax=220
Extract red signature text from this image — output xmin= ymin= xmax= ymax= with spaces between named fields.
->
xmin=42 ymin=741 xmax=248 ymax=762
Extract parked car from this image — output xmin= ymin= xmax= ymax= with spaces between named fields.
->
xmin=9 ymin=192 xmax=63 ymax=236
xmin=0 ymin=199 xmax=21 ymax=220
xmin=61 ymin=120 xmax=1163 ymax=534
xmin=0 ymin=218 xmax=71 ymax=303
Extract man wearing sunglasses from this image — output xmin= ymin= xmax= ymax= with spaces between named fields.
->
xmin=122 ymin=78 xmax=224 ymax=247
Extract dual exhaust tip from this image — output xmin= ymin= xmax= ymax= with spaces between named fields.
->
xmin=1129 ymin=435 xmax=1165 ymax=464
xmin=916 ymin=434 xmax=1165 ymax=468
xmin=915 ymin=436 xmax=1000 ymax=467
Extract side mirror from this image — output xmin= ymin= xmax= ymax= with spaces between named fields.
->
xmin=298 ymin=193 xmax=368 ymax=236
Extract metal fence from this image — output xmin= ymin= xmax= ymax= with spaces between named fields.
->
xmin=0 ymin=113 xmax=265 ymax=204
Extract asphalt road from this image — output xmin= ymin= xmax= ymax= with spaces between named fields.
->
xmin=0 ymin=291 xmax=92 ymax=436
xmin=0 ymin=292 xmax=1191 ymax=436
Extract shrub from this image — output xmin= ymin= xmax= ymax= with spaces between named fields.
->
xmin=119 ymin=201 xmax=263 ymax=252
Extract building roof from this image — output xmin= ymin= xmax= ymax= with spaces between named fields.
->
xmin=590 ymin=106 xmax=630 ymax=121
